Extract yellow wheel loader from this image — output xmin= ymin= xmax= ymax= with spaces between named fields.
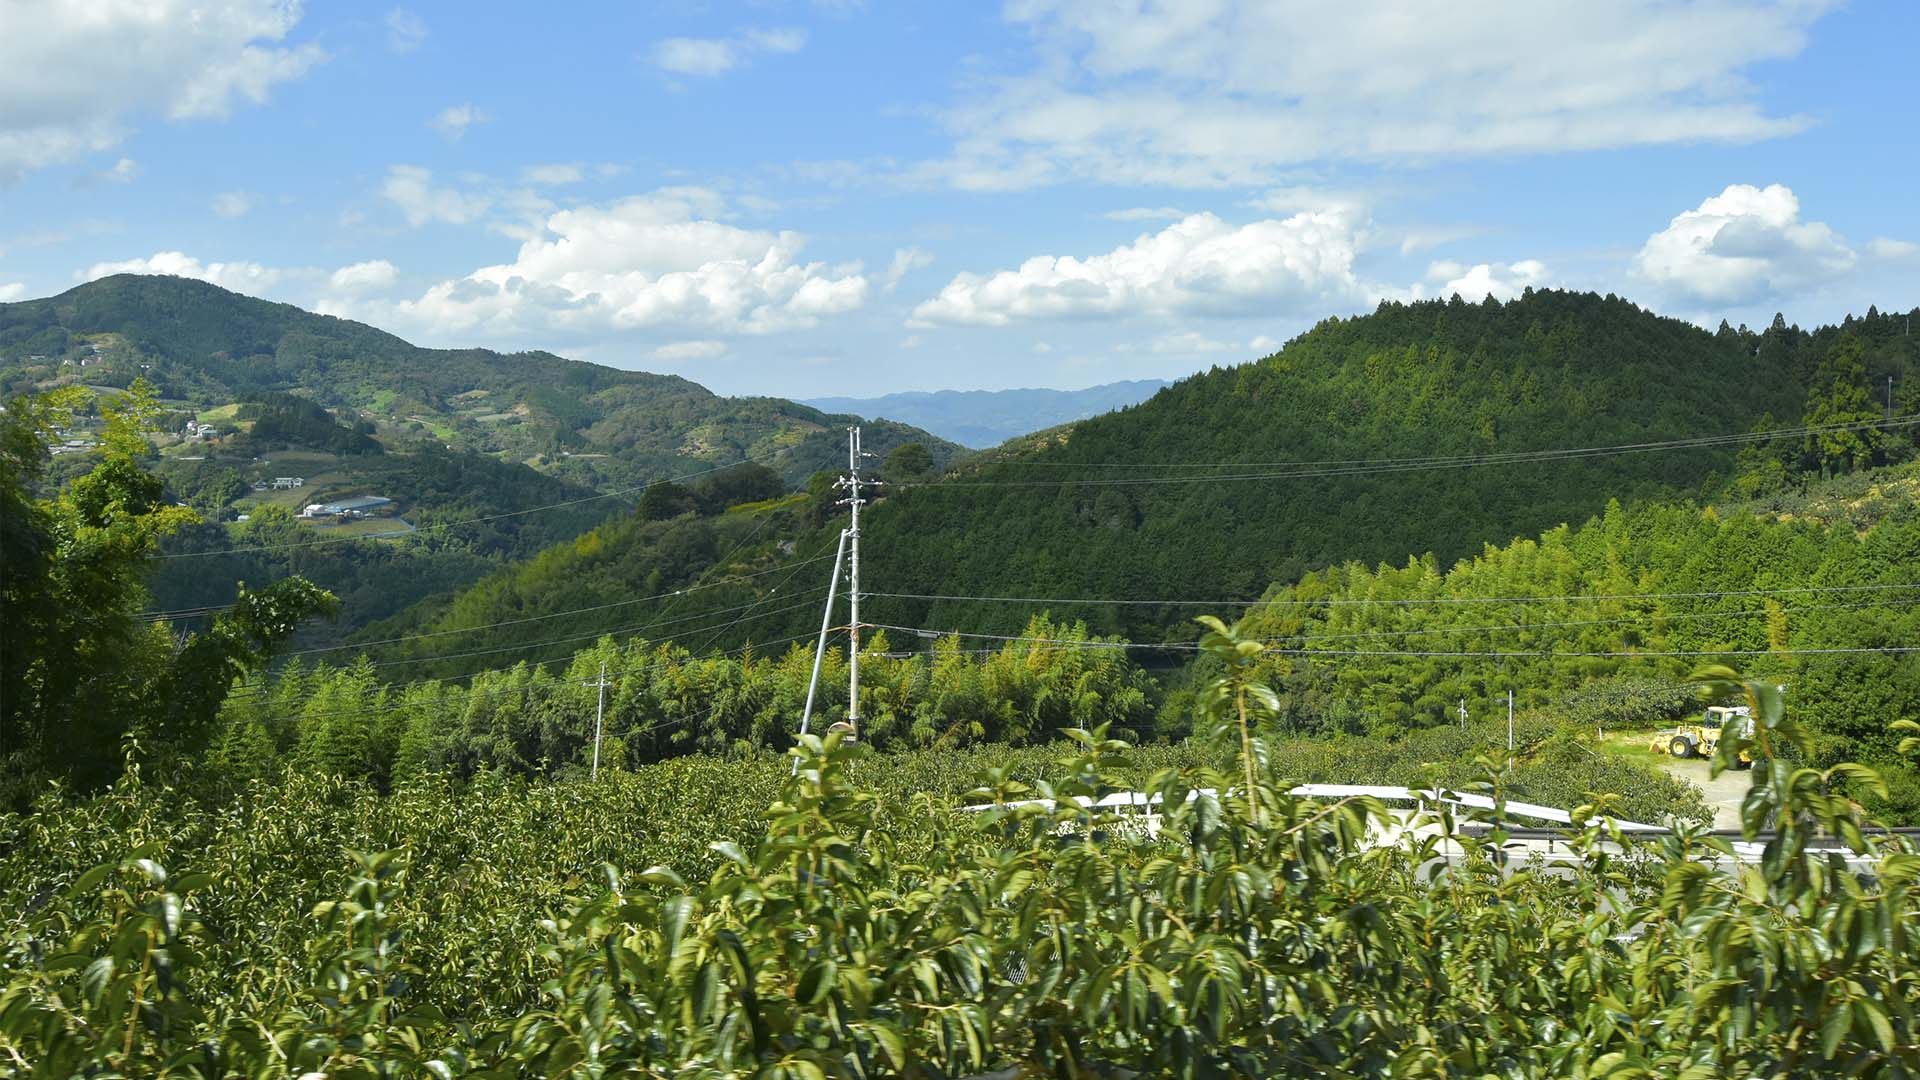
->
xmin=1649 ymin=705 xmax=1756 ymax=768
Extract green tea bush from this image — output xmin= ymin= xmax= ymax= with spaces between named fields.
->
xmin=2 ymin=652 xmax=1913 ymax=1076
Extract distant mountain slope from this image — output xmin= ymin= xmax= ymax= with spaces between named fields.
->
xmin=804 ymin=379 xmax=1171 ymax=448
xmin=0 ymin=275 xmax=965 ymax=489
xmin=385 ymin=293 xmax=1918 ymax=668
xmin=0 ymin=275 xmax=964 ymax=643
xmin=857 ymin=294 xmax=1920 ymax=642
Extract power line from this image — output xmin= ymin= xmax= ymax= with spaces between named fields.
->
xmin=912 ymin=415 xmax=1920 ymax=488
xmin=1287 ymin=597 xmax=1920 ymax=642
xmin=868 ymin=581 xmax=1920 ymax=609
xmin=291 ymin=553 xmax=835 ymax=659
xmin=962 ymin=415 xmax=1917 ymax=470
xmin=363 ymin=590 xmax=829 ymax=670
xmin=682 ymin=532 xmax=846 ymax=659
xmin=868 ymin=623 xmax=1920 ymax=660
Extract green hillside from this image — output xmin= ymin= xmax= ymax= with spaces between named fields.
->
xmin=0 ymin=276 xmax=963 ymax=643
xmin=860 ymin=293 xmax=1920 ymax=641
xmin=345 ymin=292 xmax=1919 ymax=676
xmin=0 ymin=274 xmax=965 ymax=491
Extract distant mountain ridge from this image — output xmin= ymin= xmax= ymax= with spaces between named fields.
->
xmin=0 ymin=275 xmax=966 ymax=645
xmin=804 ymin=380 xmax=1171 ymax=448
xmin=0 ymin=275 xmax=966 ymax=490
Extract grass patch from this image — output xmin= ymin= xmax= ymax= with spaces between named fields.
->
xmin=725 ymin=493 xmax=808 ymax=515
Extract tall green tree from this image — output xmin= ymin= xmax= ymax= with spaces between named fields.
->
xmin=1804 ymin=333 xmax=1883 ymax=475
xmin=1 ymin=382 xmax=335 ymax=805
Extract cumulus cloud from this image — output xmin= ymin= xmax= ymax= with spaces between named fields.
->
xmin=652 ymin=340 xmax=727 ymax=361
xmin=0 ymin=283 xmax=26 ymax=302
xmin=336 ymin=187 xmax=869 ymax=341
xmin=911 ymin=209 xmax=1367 ymax=326
xmin=211 ymin=191 xmax=255 ymax=218
xmin=81 ymin=251 xmax=283 ymax=294
xmin=1868 ymin=237 xmax=1919 ymax=259
xmin=1423 ymin=259 xmax=1551 ymax=302
xmin=1631 ymin=184 xmax=1855 ymax=305
xmin=382 ymin=165 xmax=492 ymax=226
xmin=385 ymin=8 xmax=427 ymax=54
xmin=0 ymin=0 xmax=324 ymax=181
xmin=430 ymin=103 xmax=488 ymax=142
xmin=926 ymin=1 xmax=1830 ymax=189
xmin=649 ymin=26 xmax=807 ymax=77
xmin=329 ymin=259 xmax=400 ymax=293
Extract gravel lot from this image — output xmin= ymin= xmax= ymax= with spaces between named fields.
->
xmin=1650 ymin=754 xmax=1750 ymax=830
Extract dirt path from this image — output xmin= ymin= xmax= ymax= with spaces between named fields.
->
xmin=1650 ymin=755 xmax=1749 ymax=830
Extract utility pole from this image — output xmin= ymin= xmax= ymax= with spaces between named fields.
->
xmin=840 ymin=426 xmax=868 ymax=738
xmin=586 ymin=660 xmax=610 ymax=779
xmin=1889 ymin=374 xmax=1896 ymax=421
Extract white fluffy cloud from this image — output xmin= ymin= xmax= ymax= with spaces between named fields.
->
xmin=0 ymin=0 xmax=324 ymax=181
xmin=930 ymin=1 xmax=1831 ymax=189
xmin=430 ymin=103 xmax=488 ymax=142
xmin=1868 ymin=237 xmax=1919 ymax=259
xmin=340 ymin=188 xmax=869 ymax=340
xmin=1632 ymin=184 xmax=1855 ymax=305
xmin=382 ymin=165 xmax=492 ymax=226
xmin=81 ymin=251 xmax=283 ymax=293
xmin=1423 ymin=259 xmax=1551 ymax=302
xmin=649 ymin=27 xmax=806 ymax=76
xmin=0 ymin=283 xmax=26 ymax=302
xmin=911 ymin=210 xmax=1367 ymax=326
xmin=329 ymin=259 xmax=400 ymax=293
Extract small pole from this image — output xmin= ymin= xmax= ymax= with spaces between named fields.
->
xmin=1507 ymin=689 xmax=1515 ymax=752
xmin=588 ymin=660 xmax=609 ymax=779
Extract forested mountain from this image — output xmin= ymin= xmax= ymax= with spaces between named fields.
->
xmin=345 ymin=292 xmax=1919 ymax=693
xmin=0 ymin=276 xmax=962 ymax=643
xmin=804 ymin=379 xmax=1171 ymax=448
xmin=0 ymin=275 xmax=965 ymax=490
xmin=863 ymin=293 xmax=1920 ymax=642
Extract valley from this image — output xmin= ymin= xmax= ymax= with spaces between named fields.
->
xmin=6 ymin=279 xmax=1920 ymax=1077
xmin=8 ymin=5 xmax=1919 ymax=1071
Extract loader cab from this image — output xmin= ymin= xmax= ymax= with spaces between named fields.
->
xmin=1703 ymin=704 xmax=1754 ymax=738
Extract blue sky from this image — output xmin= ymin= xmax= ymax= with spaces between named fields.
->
xmin=2 ymin=1 xmax=1916 ymax=398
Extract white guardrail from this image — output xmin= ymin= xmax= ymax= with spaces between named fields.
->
xmin=959 ymin=785 xmax=1888 ymax=872
xmin=961 ymin=784 xmax=1662 ymax=831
